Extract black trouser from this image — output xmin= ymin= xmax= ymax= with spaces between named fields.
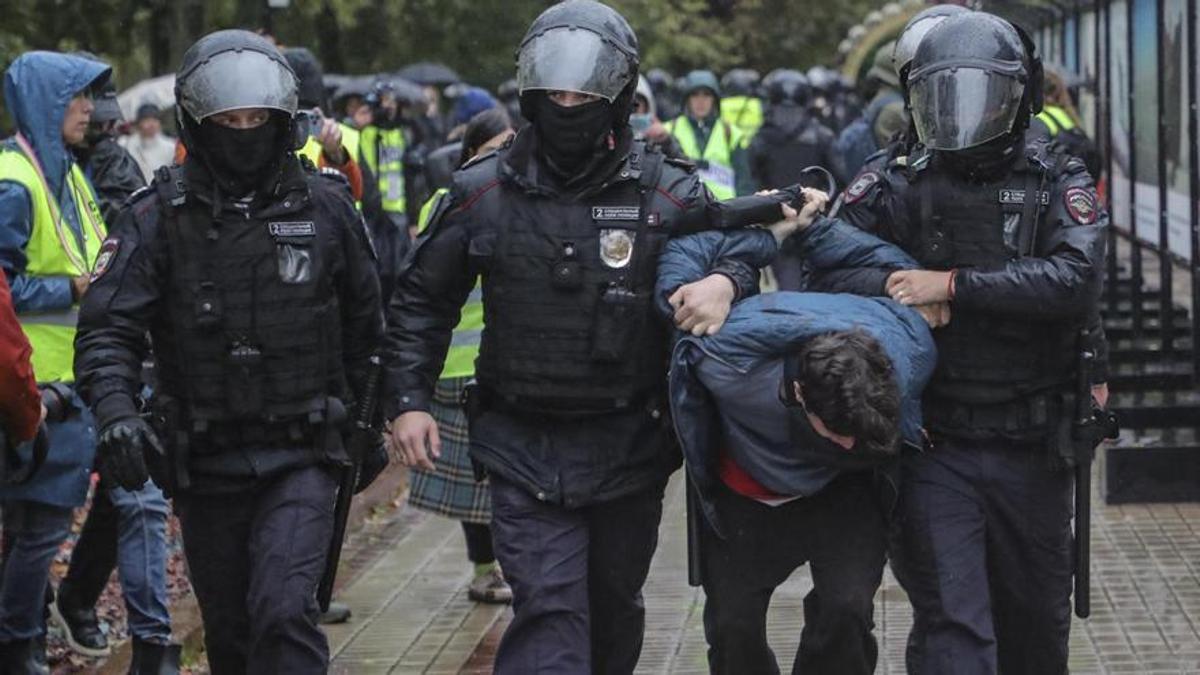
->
xmin=489 ymin=475 xmax=664 ymax=675
xmin=461 ymin=522 xmax=495 ymax=565
xmin=59 ymin=489 xmax=117 ymax=609
xmin=700 ymin=472 xmax=886 ymax=675
xmin=173 ymin=464 xmax=336 ymax=675
xmin=890 ymin=437 xmax=1073 ymax=675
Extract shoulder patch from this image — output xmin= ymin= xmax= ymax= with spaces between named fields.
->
xmin=844 ymin=171 xmax=880 ymax=205
xmin=90 ymin=238 xmax=120 ymax=281
xmin=1064 ymin=186 xmax=1098 ymax=225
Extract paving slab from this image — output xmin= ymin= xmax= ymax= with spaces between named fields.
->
xmin=330 ymin=455 xmax=1200 ymax=674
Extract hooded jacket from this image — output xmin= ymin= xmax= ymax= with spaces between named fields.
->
xmin=656 ymin=220 xmax=937 ymax=532
xmin=1 ymin=52 xmax=109 ymax=312
xmin=0 ymin=52 xmax=109 ymax=507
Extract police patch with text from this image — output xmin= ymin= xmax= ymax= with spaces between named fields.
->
xmin=90 ymin=238 xmax=119 ymax=281
xmin=1063 ymin=187 xmax=1098 ymax=225
xmin=268 ymin=221 xmax=317 ymax=238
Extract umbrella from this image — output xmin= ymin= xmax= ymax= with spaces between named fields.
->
xmin=376 ymin=75 xmax=429 ymax=108
xmin=117 ymin=74 xmax=175 ymax=121
xmin=396 ymin=62 xmax=461 ymax=86
xmin=331 ymin=74 xmax=377 ymax=104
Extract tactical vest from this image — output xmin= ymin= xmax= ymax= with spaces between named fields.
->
xmin=148 ymin=166 xmax=348 ymax=446
xmin=0 ymin=135 xmax=107 ymax=383
xmin=472 ymin=150 xmax=669 ymax=413
xmin=903 ymin=155 xmax=1077 ymax=424
xmin=360 ymin=125 xmax=406 ymax=215
xmin=666 ymin=116 xmax=739 ymax=199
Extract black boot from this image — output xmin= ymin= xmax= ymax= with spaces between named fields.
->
xmin=128 ymin=639 xmax=181 ymax=675
xmin=49 ymin=583 xmax=110 ymax=657
xmin=0 ymin=638 xmax=50 ymax=675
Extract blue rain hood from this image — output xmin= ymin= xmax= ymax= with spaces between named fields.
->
xmin=4 ymin=51 xmax=110 ymax=195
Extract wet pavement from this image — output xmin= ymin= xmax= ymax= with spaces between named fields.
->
xmin=327 ymin=455 xmax=1200 ymax=674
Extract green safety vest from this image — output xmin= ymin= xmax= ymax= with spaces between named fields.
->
xmin=299 ymin=123 xmax=364 ymax=208
xmin=665 ymin=116 xmax=741 ymax=200
xmin=1036 ymin=105 xmax=1077 ymax=137
xmin=360 ymin=125 xmax=406 ymax=215
xmin=0 ymin=135 xmax=106 ymax=383
xmin=720 ymin=95 xmax=762 ymax=146
xmin=417 ymin=188 xmax=482 ymax=380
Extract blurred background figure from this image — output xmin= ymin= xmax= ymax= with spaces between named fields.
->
xmin=119 ymin=103 xmax=176 ymax=184
xmin=720 ymin=68 xmax=763 ymax=144
xmin=665 ymin=69 xmax=753 ymax=199
xmin=631 ymin=75 xmax=684 ymax=159
xmin=832 ymin=42 xmax=906 ymax=185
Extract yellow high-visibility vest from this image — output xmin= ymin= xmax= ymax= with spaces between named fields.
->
xmin=417 ymin=188 xmax=482 ymax=380
xmin=665 ymin=116 xmax=741 ymax=200
xmin=360 ymin=125 xmax=406 ymax=216
xmin=0 ymin=135 xmax=106 ymax=383
xmin=299 ymin=123 xmax=363 ymax=208
xmin=720 ymin=95 xmax=762 ymax=146
xmin=1036 ymin=105 xmax=1077 ymax=137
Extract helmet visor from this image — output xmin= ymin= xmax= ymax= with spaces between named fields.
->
xmin=178 ymin=49 xmax=298 ymax=121
xmin=517 ymin=27 xmax=632 ymax=102
xmin=909 ymin=67 xmax=1024 ymax=150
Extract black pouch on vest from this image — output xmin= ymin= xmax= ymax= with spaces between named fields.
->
xmin=224 ymin=341 xmax=265 ymax=416
xmin=194 ymin=281 xmax=222 ymax=333
xmin=275 ymin=239 xmax=314 ymax=284
xmin=590 ymin=285 xmax=647 ymax=363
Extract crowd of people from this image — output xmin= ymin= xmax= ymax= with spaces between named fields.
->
xmin=0 ymin=1 xmax=1110 ymax=674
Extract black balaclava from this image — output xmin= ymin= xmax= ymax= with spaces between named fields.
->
xmin=533 ymin=94 xmax=616 ymax=178
xmin=941 ymin=128 xmax=1024 ymax=181
xmin=196 ymin=112 xmax=288 ymax=196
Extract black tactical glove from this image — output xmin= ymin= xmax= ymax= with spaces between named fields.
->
xmin=98 ymin=417 xmax=164 ymax=491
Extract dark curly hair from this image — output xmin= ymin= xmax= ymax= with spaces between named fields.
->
xmin=792 ymin=330 xmax=901 ymax=458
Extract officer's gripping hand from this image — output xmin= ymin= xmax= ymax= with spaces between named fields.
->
xmin=670 ymin=274 xmax=736 ymax=337
xmin=387 ymin=411 xmax=441 ymax=472
xmin=886 ymin=270 xmax=954 ymax=306
xmin=913 ymin=302 xmax=952 ymax=329
xmin=98 ymin=417 xmax=163 ymax=491
xmin=765 ymin=188 xmax=829 ymax=243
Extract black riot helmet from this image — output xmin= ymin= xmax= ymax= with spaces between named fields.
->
xmin=175 ymin=29 xmax=299 ymax=154
xmin=762 ymin=69 xmax=811 ymax=106
xmin=907 ymin=13 xmax=1040 ymax=152
xmin=721 ymin=68 xmax=760 ymax=97
xmin=892 ymin=4 xmax=971 ymax=88
xmin=645 ymin=68 xmax=674 ymax=95
xmin=805 ymin=66 xmax=837 ymax=95
xmin=516 ymin=0 xmax=640 ymax=127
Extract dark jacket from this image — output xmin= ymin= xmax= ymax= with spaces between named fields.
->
xmin=657 ymin=221 xmax=936 ymax=531
xmin=80 ymin=135 xmax=146 ymax=226
xmin=74 ymin=157 xmax=383 ymax=490
xmin=383 ymin=127 xmax=762 ymax=507
xmin=748 ymin=106 xmax=837 ymax=191
xmin=831 ymin=140 xmax=1110 ymax=427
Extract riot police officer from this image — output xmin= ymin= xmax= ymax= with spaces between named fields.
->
xmin=73 ymin=30 xmax=383 ymax=674
xmin=748 ymin=69 xmax=836 ymax=290
xmin=384 ymin=2 xmax=762 ymax=672
xmin=833 ymin=14 xmax=1107 ymax=673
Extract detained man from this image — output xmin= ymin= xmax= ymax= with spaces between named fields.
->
xmin=657 ymin=194 xmax=940 ymax=675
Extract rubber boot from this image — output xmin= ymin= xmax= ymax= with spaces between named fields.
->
xmin=128 ymin=639 xmax=181 ymax=675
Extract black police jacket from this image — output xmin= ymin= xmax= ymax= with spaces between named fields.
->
xmin=74 ymin=156 xmax=383 ymax=490
xmin=383 ymin=127 xmax=763 ymax=507
xmin=828 ymin=140 xmax=1109 ymax=438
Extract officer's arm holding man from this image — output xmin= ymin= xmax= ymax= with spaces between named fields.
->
xmin=383 ymin=156 xmax=767 ymax=469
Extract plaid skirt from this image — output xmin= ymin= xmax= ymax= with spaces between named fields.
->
xmin=407 ymin=377 xmax=492 ymax=524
